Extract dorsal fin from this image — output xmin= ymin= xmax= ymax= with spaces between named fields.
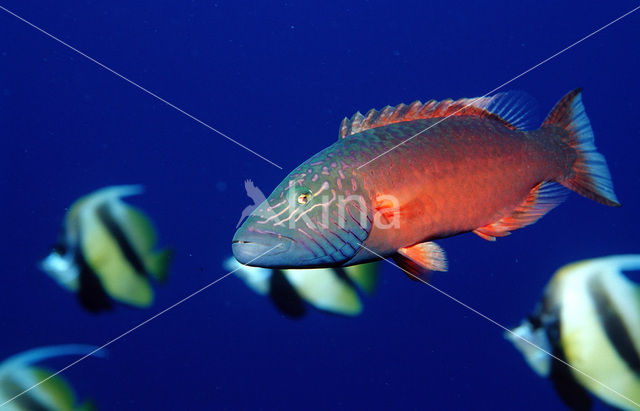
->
xmin=339 ymin=91 xmax=538 ymax=138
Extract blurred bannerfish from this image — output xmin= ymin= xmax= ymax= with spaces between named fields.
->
xmin=224 ymin=257 xmax=377 ymax=317
xmin=232 ymin=89 xmax=619 ymax=278
xmin=506 ymin=255 xmax=640 ymax=410
xmin=0 ymin=344 xmax=100 ymax=411
xmin=40 ymin=186 xmax=172 ymax=312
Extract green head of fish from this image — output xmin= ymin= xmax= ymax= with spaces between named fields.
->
xmin=232 ymin=146 xmax=372 ymax=268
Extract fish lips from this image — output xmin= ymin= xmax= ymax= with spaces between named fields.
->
xmin=232 ymin=230 xmax=293 ymax=267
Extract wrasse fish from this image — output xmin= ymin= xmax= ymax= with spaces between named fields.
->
xmin=232 ymin=89 xmax=619 ymax=277
xmin=225 ymin=257 xmax=377 ymax=317
xmin=0 ymin=344 xmax=100 ymax=410
xmin=507 ymin=255 xmax=640 ymax=411
xmin=40 ymin=186 xmax=172 ymax=312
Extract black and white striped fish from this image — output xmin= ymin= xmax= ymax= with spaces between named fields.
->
xmin=507 ymin=255 xmax=640 ymax=410
xmin=225 ymin=257 xmax=377 ymax=317
xmin=40 ymin=186 xmax=171 ymax=312
xmin=0 ymin=344 xmax=100 ymax=410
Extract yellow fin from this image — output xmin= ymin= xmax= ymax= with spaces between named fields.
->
xmin=145 ymin=249 xmax=172 ymax=283
xmin=33 ymin=367 xmax=76 ymax=409
xmin=344 ymin=263 xmax=378 ymax=294
xmin=119 ymin=206 xmax=157 ymax=253
xmin=25 ymin=367 xmax=96 ymax=411
xmin=2 ymin=366 xmax=77 ymax=410
xmin=283 ymin=268 xmax=362 ymax=316
xmin=0 ymin=345 xmax=100 ymax=411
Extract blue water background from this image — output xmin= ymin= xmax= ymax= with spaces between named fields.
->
xmin=1 ymin=1 xmax=639 ymax=409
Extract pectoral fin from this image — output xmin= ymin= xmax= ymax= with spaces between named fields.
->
xmin=393 ymin=241 xmax=448 ymax=281
xmin=374 ymin=195 xmax=402 ymax=226
xmin=374 ymin=195 xmax=419 ymax=227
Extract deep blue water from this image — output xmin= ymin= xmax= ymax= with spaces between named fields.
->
xmin=1 ymin=1 xmax=639 ymax=410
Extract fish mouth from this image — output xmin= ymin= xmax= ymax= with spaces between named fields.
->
xmin=232 ymin=230 xmax=293 ymax=267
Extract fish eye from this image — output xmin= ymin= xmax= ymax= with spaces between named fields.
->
xmin=297 ymin=190 xmax=312 ymax=205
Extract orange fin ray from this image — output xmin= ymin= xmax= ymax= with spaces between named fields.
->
xmin=474 ymin=181 xmax=567 ymax=239
xmin=339 ymin=91 xmax=538 ymax=138
xmin=392 ymin=241 xmax=448 ymax=281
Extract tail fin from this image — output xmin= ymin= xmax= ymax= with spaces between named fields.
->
xmin=146 ymin=248 xmax=172 ymax=283
xmin=344 ymin=262 xmax=378 ymax=294
xmin=543 ymin=89 xmax=620 ymax=206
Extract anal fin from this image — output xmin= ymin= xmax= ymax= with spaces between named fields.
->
xmin=473 ymin=182 xmax=567 ymax=239
xmin=472 ymin=229 xmax=498 ymax=241
xmin=393 ymin=241 xmax=448 ymax=281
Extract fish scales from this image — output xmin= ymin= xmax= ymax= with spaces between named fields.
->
xmin=348 ymin=117 xmax=574 ymax=255
xmin=233 ymin=89 xmax=618 ymax=275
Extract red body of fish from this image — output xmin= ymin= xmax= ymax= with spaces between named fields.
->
xmin=232 ymin=89 xmax=619 ymax=277
xmin=346 ymin=89 xmax=619 ymax=272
